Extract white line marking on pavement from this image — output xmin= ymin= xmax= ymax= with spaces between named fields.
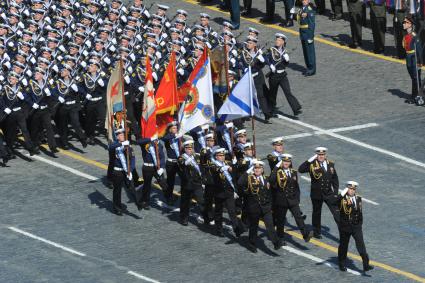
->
xmin=8 ymin=226 xmax=87 ymax=257
xmin=127 ymin=271 xmax=161 ymax=283
xmin=283 ymin=123 xmax=379 ymax=140
xmin=282 ymin=246 xmax=361 ymax=276
xmin=277 ymin=115 xmax=425 ymax=169
xmin=26 ymin=154 xmax=99 ymax=181
xmin=299 ymin=176 xmax=379 ymax=205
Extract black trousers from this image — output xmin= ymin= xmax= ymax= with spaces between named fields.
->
xmin=112 ymin=170 xmax=126 ymax=211
xmin=338 ymin=226 xmax=368 ymax=264
xmin=204 ymin=184 xmax=215 ymax=222
xmin=29 ymin=109 xmax=56 ymax=150
xmin=268 ymin=72 xmax=301 ymax=113
xmin=311 ymin=197 xmax=340 ymax=234
xmin=248 ymin=206 xmax=279 ymax=245
xmin=348 ymin=4 xmax=363 ymax=45
xmin=125 ymin=96 xmax=140 ymax=140
xmin=370 ymin=13 xmax=386 ymax=52
xmin=165 ymin=160 xmax=182 ymax=200
xmin=0 ymin=132 xmax=8 ymax=159
xmin=85 ymin=100 xmax=106 ymax=138
xmin=265 ymin=0 xmax=275 ymax=19
xmin=253 ymin=72 xmax=271 ymax=117
xmin=243 ymin=0 xmax=251 ymax=12
xmin=4 ymin=110 xmax=33 ymax=151
xmin=140 ymin=165 xmax=168 ymax=204
xmin=274 ymin=203 xmax=306 ymax=237
xmin=180 ymin=183 xmax=205 ymax=221
xmin=315 ymin=0 xmax=326 ymax=14
xmin=393 ymin=12 xmax=406 ymax=59
xmin=56 ymin=106 xmax=86 ymax=146
xmin=330 ymin=0 xmax=343 ymax=16
xmin=214 ymin=194 xmax=242 ymax=232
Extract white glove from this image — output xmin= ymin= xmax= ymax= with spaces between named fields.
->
xmin=177 ymin=68 xmax=184 ymax=76
xmin=157 ymin=168 xmax=164 ymax=176
xmin=59 ymin=45 xmax=66 ymax=53
xmin=18 ymin=22 xmax=25 ymax=29
xmin=283 ymin=53 xmax=289 ymax=62
xmin=136 ymin=34 xmax=143 ymax=41
xmin=184 ymin=37 xmax=189 ymax=43
xmin=74 ymin=2 xmax=80 ymax=8
xmin=233 ymin=192 xmax=239 ymax=199
xmin=180 ymin=59 xmax=187 ymax=66
xmin=52 ymin=65 xmax=59 ymax=73
xmin=97 ymin=79 xmax=104 ymax=87
xmin=165 ymin=22 xmax=171 ymax=28
xmin=85 ymin=41 xmax=92 ymax=48
xmin=17 ymin=92 xmax=24 ymax=100
xmin=246 ymin=166 xmax=254 ymax=174
xmin=116 ymin=28 xmax=123 ymax=34
xmin=181 ymin=47 xmax=187 ymax=54
xmin=103 ymin=57 xmax=111 ymax=65
xmin=155 ymin=52 xmax=162 ymax=59
xmin=138 ymin=86 xmax=144 ymax=92
xmin=257 ymin=54 xmax=265 ymax=63
xmin=154 ymin=64 xmax=160 ymax=70
xmin=111 ymin=38 xmax=117 ymax=45
xmin=109 ymin=45 xmax=116 ymax=52
xmin=58 ymin=96 xmax=65 ymax=103
xmin=124 ymin=76 xmax=130 ymax=84
xmin=226 ymin=122 xmax=234 ymax=129
xmin=121 ymin=140 xmax=130 ymax=146
xmin=308 ymin=154 xmax=317 ymax=163
xmin=184 ymin=159 xmax=191 ymax=165
xmin=258 ymin=49 xmax=263 ymax=55
xmin=80 ymin=61 xmax=87 ymax=68
xmin=201 ymin=124 xmax=209 ymax=131
xmin=0 ymin=75 xmax=4 ymax=81
xmin=270 ymin=64 xmax=276 ymax=73
xmin=230 ymin=58 xmax=236 ymax=66
xmin=206 ymin=42 xmax=212 ymax=49
xmin=31 ymin=47 xmax=37 ymax=54
xmin=275 ymin=160 xmax=283 ymax=168
xmin=82 ymin=50 xmax=89 ymax=57
xmin=85 ymin=94 xmax=92 ymax=100
xmin=4 ymin=108 xmax=11 ymax=114
xmin=21 ymin=78 xmax=28 ymax=87
xmin=129 ymin=53 xmax=136 ymax=62
xmin=32 ymin=103 xmax=39 ymax=109
xmin=66 ymin=31 xmax=72 ymax=39
xmin=8 ymin=41 xmax=14 ymax=47
xmin=211 ymin=31 xmax=218 ymax=37
xmin=221 ymin=165 xmax=230 ymax=172
xmin=340 ymin=187 xmax=349 ymax=197
xmin=30 ymin=57 xmax=36 ymax=64
xmin=16 ymin=30 xmax=22 ymax=36
xmin=71 ymin=84 xmax=78 ymax=92
xmin=4 ymin=61 xmax=11 ymax=69
xmin=152 ymin=72 xmax=158 ymax=81
xmin=127 ymin=172 xmax=133 ymax=181
xmin=44 ymin=88 xmax=51 ymax=96
xmin=231 ymin=49 xmax=238 ymax=57
xmin=232 ymin=156 xmax=237 ymax=165
xmin=127 ymin=66 xmax=133 ymax=73
xmin=26 ymin=70 xmax=33 ymax=77
xmin=307 ymin=39 xmax=314 ymax=44
xmin=97 ymin=18 xmax=104 ymax=25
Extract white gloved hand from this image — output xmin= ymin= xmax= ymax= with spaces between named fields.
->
xmin=211 ymin=31 xmax=218 ymax=37
xmin=0 ymin=75 xmax=4 ymax=81
xmin=181 ymin=47 xmax=186 ymax=54
xmin=165 ymin=22 xmax=171 ymax=28
xmin=16 ymin=30 xmax=22 ymax=36
xmin=201 ymin=124 xmax=209 ymax=131
xmin=82 ymin=50 xmax=89 ymax=57
xmin=221 ymin=165 xmax=230 ymax=172
xmin=257 ymin=54 xmax=265 ymax=63
xmin=8 ymin=41 xmax=14 ymax=47
xmin=258 ymin=49 xmax=263 ymax=55
xmin=52 ymin=65 xmax=59 ymax=73
xmin=80 ymin=61 xmax=87 ymax=68
xmin=127 ymin=172 xmax=133 ymax=180
xmin=157 ymin=168 xmax=164 ymax=176
xmin=85 ymin=94 xmax=92 ymax=100
xmin=340 ymin=187 xmax=349 ymax=197
xmin=17 ymin=92 xmax=24 ymax=100
xmin=129 ymin=53 xmax=136 ymax=62
xmin=138 ymin=86 xmax=144 ymax=92
xmin=180 ymin=59 xmax=186 ymax=66
xmin=154 ymin=63 xmax=160 ymax=70
xmin=121 ymin=140 xmax=130 ymax=146
xmin=155 ymin=52 xmax=162 ymax=59
xmin=66 ymin=31 xmax=72 ymax=38
xmin=308 ymin=154 xmax=317 ymax=163
xmin=152 ymin=72 xmax=158 ymax=81
xmin=4 ymin=108 xmax=11 ymax=114
xmin=275 ymin=160 xmax=283 ymax=168
xmin=307 ymin=39 xmax=314 ymax=44
xmin=97 ymin=79 xmax=104 ymax=87
xmin=44 ymin=88 xmax=51 ymax=96
xmin=32 ymin=103 xmax=39 ymax=109
xmin=283 ymin=53 xmax=289 ymax=62
xmin=231 ymin=49 xmax=238 ymax=57
xmin=270 ymin=64 xmax=276 ymax=73
xmin=177 ymin=68 xmax=184 ymax=76
xmin=246 ymin=166 xmax=254 ymax=174
xmin=97 ymin=18 xmax=104 ymax=25
xmin=59 ymin=45 xmax=66 ymax=53
xmin=232 ymin=156 xmax=237 ymax=165
xmin=230 ymin=58 xmax=236 ymax=66
xmin=124 ymin=76 xmax=130 ymax=84
xmin=103 ymin=57 xmax=111 ymax=65
xmin=71 ymin=84 xmax=78 ymax=92
xmin=31 ymin=47 xmax=37 ymax=54
xmin=184 ymin=159 xmax=191 ymax=165
xmin=30 ymin=57 xmax=36 ymax=64
xmin=233 ymin=192 xmax=239 ymax=199
xmin=225 ymin=122 xmax=234 ymax=129
xmin=109 ymin=45 xmax=116 ymax=52
xmin=58 ymin=96 xmax=65 ymax=103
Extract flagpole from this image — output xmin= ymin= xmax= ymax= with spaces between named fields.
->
xmin=120 ymin=58 xmax=131 ymax=177
xmin=249 ymin=66 xmax=256 ymax=157
xmin=223 ymin=43 xmax=235 ymax=157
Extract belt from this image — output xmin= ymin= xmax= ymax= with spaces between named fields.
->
xmin=143 ymin=162 xmax=155 ymax=167
xmin=299 ymin=24 xmax=309 ymax=29
xmin=276 ymin=69 xmax=286 ymax=74
xmin=114 ymin=167 xmax=124 ymax=171
xmin=406 ymin=50 xmax=415 ymax=54
xmin=252 ymin=72 xmax=258 ymax=77
xmin=167 ymin=158 xmax=178 ymax=162
xmin=12 ymin=107 xmax=21 ymax=112
xmin=40 ymin=105 xmax=48 ymax=110
xmin=89 ymin=97 xmax=102 ymax=102
xmin=65 ymin=100 xmax=76 ymax=105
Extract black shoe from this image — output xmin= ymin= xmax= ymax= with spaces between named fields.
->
xmin=334 ymin=14 xmax=343 ymax=20
xmin=29 ymin=148 xmax=39 ymax=156
xmin=273 ymin=240 xmax=282 ymax=250
xmin=61 ymin=143 xmax=70 ymax=150
xmin=51 ymin=147 xmax=59 ymax=154
xmin=235 ymin=227 xmax=243 ymax=238
xmin=180 ymin=218 xmax=189 ymax=226
xmin=113 ymin=208 xmax=123 ymax=216
xmin=303 ymin=230 xmax=314 ymax=242
xmin=219 ymin=4 xmax=229 ymax=11
xmin=364 ymin=265 xmax=374 ymax=272
xmin=293 ymin=108 xmax=303 ymax=116
xmin=302 ymin=214 xmax=307 ymax=220
xmin=216 ymin=229 xmax=224 ymax=237
xmin=286 ymin=20 xmax=294 ymax=27
xmin=304 ymin=71 xmax=316 ymax=77
xmin=142 ymin=202 xmax=150 ymax=210
xmin=248 ymin=242 xmax=258 ymax=253
xmin=405 ymin=98 xmax=415 ymax=104
xmin=313 ymin=232 xmax=322 ymax=239
xmin=86 ymin=137 xmax=94 ymax=146
xmin=260 ymin=17 xmax=274 ymax=23
xmin=330 ymin=14 xmax=336 ymax=21
xmin=349 ymin=43 xmax=357 ymax=49
xmin=373 ymin=48 xmax=384 ymax=54
xmin=241 ymin=10 xmax=251 ymax=17
xmin=339 ymin=262 xmax=347 ymax=272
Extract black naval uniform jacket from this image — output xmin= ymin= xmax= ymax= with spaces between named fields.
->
xmin=338 ymin=194 xmax=363 ymax=232
xmin=178 ymin=153 xmax=203 ymax=189
xmin=238 ymin=172 xmax=273 ymax=213
xmin=269 ymin=167 xmax=300 ymax=207
xmin=298 ymin=159 xmax=339 ymax=201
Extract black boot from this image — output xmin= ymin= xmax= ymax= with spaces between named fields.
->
xmin=303 ymin=229 xmax=314 ymax=242
xmin=361 ymin=253 xmax=374 ymax=272
xmin=339 ymin=260 xmax=347 ymax=272
xmin=248 ymin=242 xmax=257 ymax=253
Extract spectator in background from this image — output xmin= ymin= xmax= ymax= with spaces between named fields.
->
xmin=368 ymin=0 xmax=387 ymax=54
xmin=229 ymin=0 xmax=240 ymax=29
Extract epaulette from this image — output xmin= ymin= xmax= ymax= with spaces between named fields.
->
xmin=267 ymin=154 xmax=276 ymax=161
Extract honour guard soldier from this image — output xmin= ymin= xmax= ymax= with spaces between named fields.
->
xmin=238 ymin=160 xmax=282 ymax=252
xmin=267 ymin=137 xmax=285 ymax=169
xmin=368 ymin=0 xmax=386 ymax=54
xmin=402 ymin=16 xmax=423 ymax=104
xmin=393 ymin=0 xmax=407 ymax=59
xmin=200 ymin=133 xmax=217 ymax=225
xmin=298 ymin=0 xmax=316 ymax=76
xmin=211 ymin=147 xmax=244 ymax=237
xmin=239 ymin=36 xmax=272 ymax=123
xmin=348 ymin=0 xmax=364 ymax=49
xmin=178 ymin=140 xmax=207 ymax=226
xmin=109 ymin=128 xmax=136 ymax=215
xmin=266 ymin=33 xmax=302 ymax=117
xmin=162 ymin=121 xmax=183 ymax=205
xmin=54 ymin=64 xmax=88 ymax=149
xmin=269 ymin=154 xmax=313 ymax=244
xmin=338 ymin=181 xmax=374 ymax=273
xmin=233 ymin=129 xmax=248 ymax=160
xmin=137 ymin=136 xmax=168 ymax=210
xmin=298 ymin=147 xmax=340 ymax=238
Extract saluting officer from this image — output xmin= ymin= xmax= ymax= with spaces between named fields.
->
xmin=267 ymin=137 xmax=285 ymax=169
xmin=297 ymin=0 xmax=316 ymax=76
xmin=338 ymin=181 xmax=374 ymax=273
xmin=178 ymin=140 xmax=206 ymax=226
xmin=238 ymin=160 xmax=282 ymax=253
xmin=200 ymin=133 xmax=216 ymax=225
xmin=269 ymin=154 xmax=313 ymax=244
xmin=298 ymin=147 xmax=340 ymax=238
